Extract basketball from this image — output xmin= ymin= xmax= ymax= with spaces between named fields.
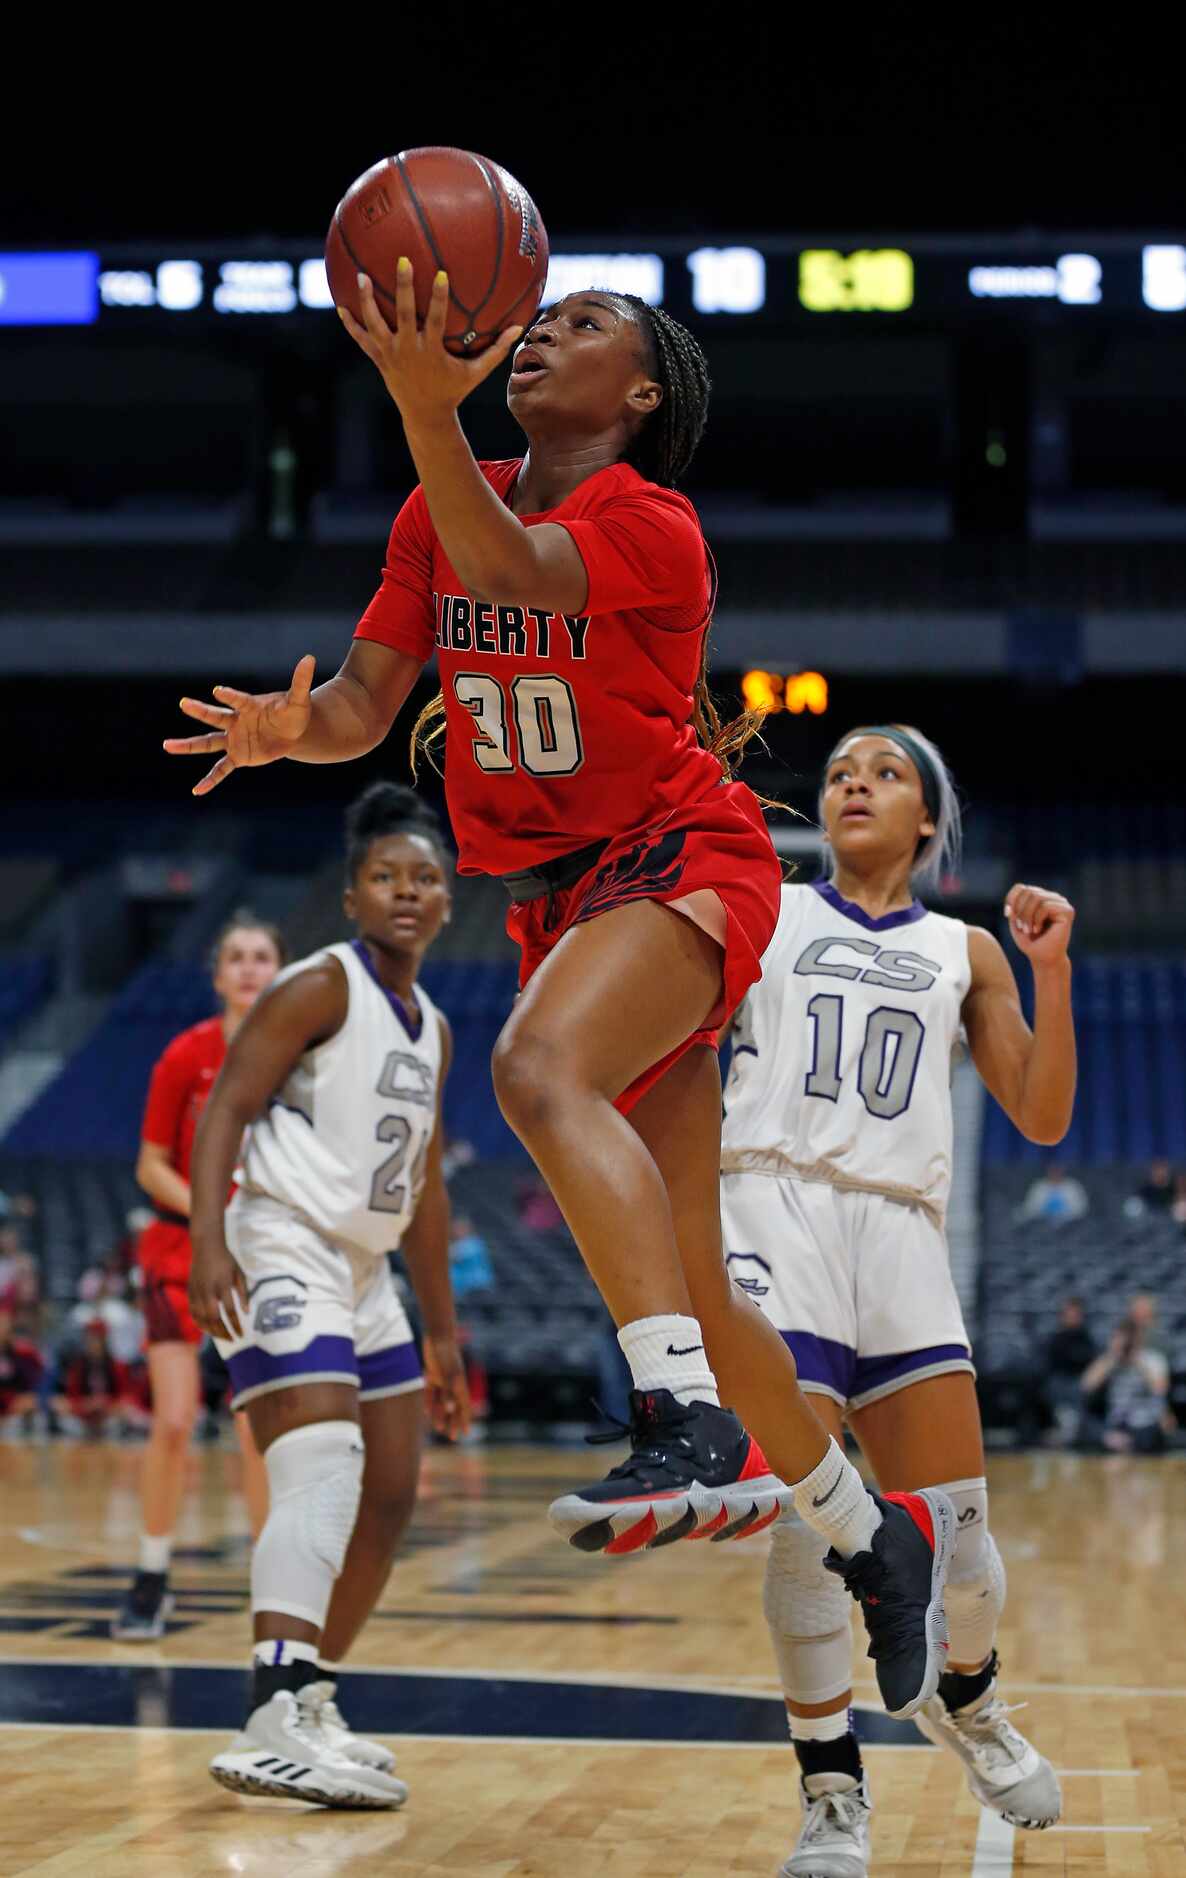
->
xmin=325 ymin=147 xmax=549 ymax=355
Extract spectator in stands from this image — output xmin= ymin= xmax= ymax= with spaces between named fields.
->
xmin=1043 ymin=1296 xmax=1096 ymax=1446
xmin=1015 ymin=1161 xmax=1090 ymax=1227
xmin=441 ymin=1135 xmax=476 ymax=1182
xmin=66 ymin=1266 xmax=145 ymax=1367
xmin=1080 ymin=1315 xmax=1171 ymax=1454
xmin=49 ymin=1319 xmax=143 ymax=1438
xmin=1125 ymin=1158 xmax=1176 ymax=1219
xmin=1126 ymin=1292 xmax=1169 ymax=1359
xmin=516 ymin=1174 xmax=565 ymax=1234
xmin=448 ymin=1214 xmax=495 ymax=1300
xmin=1172 ymin=1175 xmax=1186 ymax=1228
xmin=0 ymin=1305 xmax=44 ymax=1435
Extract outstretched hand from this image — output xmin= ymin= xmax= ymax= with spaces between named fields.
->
xmin=1004 ymin=882 xmax=1076 ymax=965
xmin=163 ymin=654 xmax=317 ymax=795
xmin=337 ymin=260 xmax=522 ymax=428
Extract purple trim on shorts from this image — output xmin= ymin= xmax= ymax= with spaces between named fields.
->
xmin=852 ymin=1343 xmax=971 ymax=1397
xmin=780 ymin=1330 xmax=856 ymax=1400
xmin=357 ymin=1339 xmax=422 ymax=1394
xmin=226 ymin=1333 xmax=359 ymax=1396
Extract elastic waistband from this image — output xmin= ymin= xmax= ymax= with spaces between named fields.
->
xmin=499 ymin=837 xmax=609 ymax=902
xmin=151 ymin=1207 xmax=188 ymax=1230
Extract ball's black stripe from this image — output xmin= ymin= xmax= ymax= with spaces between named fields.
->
xmin=395 ymin=152 xmax=476 ymax=322
xmin=467 ymin=156 xmax=506 ymax=322
xmin=334 ymin=209 xmax=397 ymax=307
xmin=466 ymin=263 xmax=549 ymax=344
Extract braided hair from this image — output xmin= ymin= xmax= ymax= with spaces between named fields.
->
xmin=411 ymin=293 xmax=765 ymax=781
xmin=345 ymin=780 xmax=447 ymax=883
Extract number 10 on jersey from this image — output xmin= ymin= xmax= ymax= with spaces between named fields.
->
xmin=454 ymin=673 xmax=585 ymax=776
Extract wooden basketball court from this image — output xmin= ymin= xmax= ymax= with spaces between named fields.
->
xmin=0 ymin=1440 xmax=1183 ymax=1874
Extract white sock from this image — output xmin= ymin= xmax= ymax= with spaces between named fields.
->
xmin=617 ymin=1314 xmax=720 ymax=1407
xmin=139 ymin=1532 xmax=172 ymax=1574
xmin=252 ymin=1638 xmax=320 ymax=1670
xmin=791 ymin=1439 xmax=881 ymax=1558
xmin=789 ymin=1706 xmax=853 ymax=1743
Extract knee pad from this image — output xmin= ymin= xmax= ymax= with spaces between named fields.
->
xmin=251 ymin=1420 xmax=364 ymax=1629
xmin=762 ymin=1512 xmax=854 ymax=1706
xmin=935 ymin=1476 xmax=1006 ymax=1665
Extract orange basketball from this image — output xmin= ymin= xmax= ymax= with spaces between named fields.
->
xmin=325 ymin=146 xmax=549 ymax=355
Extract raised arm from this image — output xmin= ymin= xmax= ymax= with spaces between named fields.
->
xmin=188 ymin=962 xmax=347 ymax=1334
xmin=963 ymin=884 xmax=1077 ymax=1147
xmin=164 ymin=640 xmax=423 ymax=797
xmin=397 ymin=1014 xmax=471 ymax=1440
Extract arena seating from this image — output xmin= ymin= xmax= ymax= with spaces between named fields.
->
xmin=0 ymin=956 xmax=54 ymax=1052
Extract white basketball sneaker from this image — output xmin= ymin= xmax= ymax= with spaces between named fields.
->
xmin=915 ymin=1685 xmax=1061 ymax=1829
xmin=209 ymin=1689 xmax=408 ymax=1808
xmin=297 ymin=1679 xmax=399 ymax=1777
xmin=781 ymin=1773 xmax=872 ymax=1878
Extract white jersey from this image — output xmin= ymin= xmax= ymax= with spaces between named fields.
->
xmin=721 ymin=881 xmax=970 ymax=1222
xmin=241 ymin=940 xmax=443 ymax=1258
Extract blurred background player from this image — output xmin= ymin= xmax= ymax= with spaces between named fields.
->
xmin=188 ymin=782 xmax=469 ymax=1808
xmin=112 ymin=914 xmax=285 ymax=1640
xmin=166 ymin=274 xmax=954 ymax=1721
xmin=720 ymin=726 xmax=1075 ymax=1874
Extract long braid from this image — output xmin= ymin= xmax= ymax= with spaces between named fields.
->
xmin=412 ymin=293 xmax=766 ymax=781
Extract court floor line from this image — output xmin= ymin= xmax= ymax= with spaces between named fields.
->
xmin=971 ymin=1806 xmax=1015 ymax=1875
xmin=0 ymin=1720 xmax=924 ymax=1750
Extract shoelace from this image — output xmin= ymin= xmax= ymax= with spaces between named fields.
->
xmin=949 ymin=1697 xmax=1031 ymax=1772
xmin=801 ymin=1788 xmax=867 ymax=1842
xmin=282 ymin=1692 xmax=331 ymax=1757
xmin=585 ymin=1400 xmax=696 ymax=1484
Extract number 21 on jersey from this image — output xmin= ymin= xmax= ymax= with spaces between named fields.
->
xmin=454 ymin=673 xmax=584 ymax=776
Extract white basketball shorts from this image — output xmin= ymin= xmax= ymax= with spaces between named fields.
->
xmin=215 ymin=1190 xmax=423 ymax=1411
xmin=719 ymin=1170 xmax=973 ymax=1412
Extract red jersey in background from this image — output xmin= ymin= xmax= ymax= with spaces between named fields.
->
xmin=136 ymin=1017 xmax=225 ymax=1283
xmin=354 ymin=459 xmax=727 ymax=877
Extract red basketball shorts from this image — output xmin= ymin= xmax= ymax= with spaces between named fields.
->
xmin=506 ymin=780 xmax=782 ymax=1113
xmin=142 ymin=1273 xmax=202 ymax=1347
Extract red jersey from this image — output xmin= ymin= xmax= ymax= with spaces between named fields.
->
xmin=137 ymin=1017 xmax=225 ymax=1281
xmin=354 ymin=459 xmax=726 ymax=877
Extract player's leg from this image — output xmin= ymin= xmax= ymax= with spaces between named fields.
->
xmin=495 ymin=897 xmax=797 ymax=1551
xmin=851 ymin=1372 xmax=1060 ymax=1829
xmin=232 ymin=1408 xmax=268 ymax=1541
xmin=111 ymin=1325 xmax=199 ymax=1640
xmin=206 ymin=1198 xmax=406 ymax=1808
xmin=627 ymin=1044 xmax=953 ymax=1721
xmin=313 ymin=1256 xmax=426 ymax=1775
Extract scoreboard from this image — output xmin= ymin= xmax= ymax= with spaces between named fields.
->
xmin=2 ymin=236 xmax=1185 ymax=328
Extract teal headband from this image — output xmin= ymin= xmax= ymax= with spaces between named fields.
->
xmin=830 ymin=727 xmax=941 ymax=825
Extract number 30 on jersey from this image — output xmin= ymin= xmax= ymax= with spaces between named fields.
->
xmin=454 ymin=672 xmax=584 ymax=776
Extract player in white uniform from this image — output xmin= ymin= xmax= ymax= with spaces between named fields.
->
xmin=187 ymin=782 xmax=470 ymax=1810
xmin=721 ymin=725 xmax=1077 ymax=1875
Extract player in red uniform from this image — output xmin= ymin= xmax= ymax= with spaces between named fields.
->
xmin=165 ymin=270 xmax=952 ymax=1716
xmin=112 ymin=913 xmax=285 ymax=1641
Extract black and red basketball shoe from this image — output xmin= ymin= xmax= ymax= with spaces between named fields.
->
xmin=548 ymin=1389 xmax=792 ymax=1554
xmin=824 ymin=1487 xmax=955 ymax=1720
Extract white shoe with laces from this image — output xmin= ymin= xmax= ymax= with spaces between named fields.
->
xmin=781 ymin=1772 xmax=871 ymax=1878
xmin=915 ymin=1685 xmax=1061 ymax=1828
xmin=208 ymin=1689 xmax=408 ymax=1809
xmin=298 ymin=1679 xmax=399 ymax=1777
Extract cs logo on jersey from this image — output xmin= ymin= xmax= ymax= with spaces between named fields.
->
xmin=726 ymin=1252 xmax=772 ymax=1300
xmin=377 ymin=1052 xmax=435 ymax=1109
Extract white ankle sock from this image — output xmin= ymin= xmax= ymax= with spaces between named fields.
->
xmin=791 ymin=1439 xmax=881 ymax=1558
xmin=617 ymin=1314 xmax=720 ymax=1407
xmin=252 ymin=1638 xmax=320 ymax=1670
xmin=139 ymin=1532 xmax=172 ymax=1574
xmin=789 ymin=1706 xmax=853 ymax=1743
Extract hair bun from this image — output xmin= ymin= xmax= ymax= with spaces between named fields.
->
xmin=345 ymin=781 xmax=423 ymax=844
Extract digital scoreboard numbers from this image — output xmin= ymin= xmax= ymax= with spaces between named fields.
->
xmin=798 ymin=249 xmax=914 ymax=313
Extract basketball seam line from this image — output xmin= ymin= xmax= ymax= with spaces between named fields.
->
xmin=394 ymin=153 xmax=476 ymax=322
xmin=467 ymin=155 xmax=506 ymax=325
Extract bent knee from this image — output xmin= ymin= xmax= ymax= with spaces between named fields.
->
xmin=154 ymin=1411 xmax=196 ymax=1445
xmin=491 ymin=1025 xmax=566 ymax=1137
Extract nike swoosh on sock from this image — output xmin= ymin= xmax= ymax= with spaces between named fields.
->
xmin=666 ymin=1343 xmax=704 ymax=1357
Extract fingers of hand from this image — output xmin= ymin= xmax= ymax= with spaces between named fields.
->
xmin=356 ymin=270 xmax=393 ymax=346
xmin=163 ymin=733 xmax=227 ymax=756
xmin=211 ymin=684 xmax=254 ymax=710
xmin=472 ymin=324 xmax=524 ymax=387
xmin=393 ymin=257 xmax=417 ymax=336
xmin=425 ymin=269 xmax=449 ymax=339
xmin=289 ymin=653 xmax=317 ymax=700
xmin=336 ymin=302 xmax=376 ymax=358
xmin=179 ymin=697 xmax=234 ymax=728
xmin=193 ymin=755 xmax=236 ymax=797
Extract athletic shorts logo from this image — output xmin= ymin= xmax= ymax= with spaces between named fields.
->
xmin=255 ymin=1293 xmax=306 ymax=1335
xmin=725 ymin=1252 xmax=772 ymax=1299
